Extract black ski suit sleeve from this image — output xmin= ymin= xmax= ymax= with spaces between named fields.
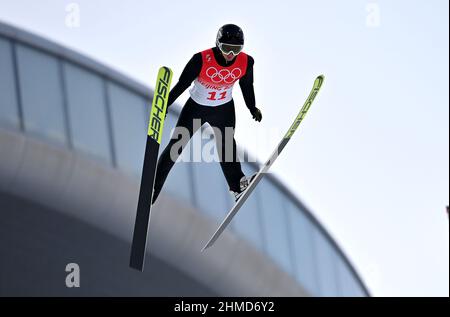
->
xmin=239 ymin=56 xmax=256 ymax=112
xmin=167 ymin=53 xmax=202 ymax=107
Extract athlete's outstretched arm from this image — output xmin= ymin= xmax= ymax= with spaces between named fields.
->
xmin=239 ymin=56 xmax=262 ymax=122
xmin=167 ymin=53 xmax=202 ymax=106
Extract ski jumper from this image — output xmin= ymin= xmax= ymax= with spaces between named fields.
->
xmin=153 ymin=47 xmax=257 ymax=201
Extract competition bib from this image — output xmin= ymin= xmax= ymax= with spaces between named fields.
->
xmin=189 ymin=48 xmax=248 ymax=106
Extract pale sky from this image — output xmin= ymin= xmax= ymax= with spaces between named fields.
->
xmin=0 ymin=0 xmax=448 ymax=296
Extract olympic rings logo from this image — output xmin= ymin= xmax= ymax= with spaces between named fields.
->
xmin=206 ymin=67 xmax=242 ymax=84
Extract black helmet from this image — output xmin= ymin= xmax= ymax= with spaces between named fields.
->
xmin=216 ymin=24 xmax=244 ymax=46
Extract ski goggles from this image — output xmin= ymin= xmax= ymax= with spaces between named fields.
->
xmin=217 ymin=42 xmax=243 ymax=56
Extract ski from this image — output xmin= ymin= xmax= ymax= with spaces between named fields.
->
xmin=201 ymin=75 xmax=325 ymax=251
xmin=130 ymin=66 xmax=173 ymax=271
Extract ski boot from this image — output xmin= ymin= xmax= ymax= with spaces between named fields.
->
xmin=230 ymin=173 xmax=257 ymax=202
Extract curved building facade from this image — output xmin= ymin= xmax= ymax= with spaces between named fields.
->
xmin=0 ymin=21 xmax=369 ymax=297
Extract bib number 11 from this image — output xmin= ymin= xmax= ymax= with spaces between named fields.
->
xmin=207 ymin=91 xmax=227 ymax=101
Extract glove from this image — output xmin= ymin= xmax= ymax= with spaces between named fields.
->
xmin=250 ymin=107 xmax=262 ymax=122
